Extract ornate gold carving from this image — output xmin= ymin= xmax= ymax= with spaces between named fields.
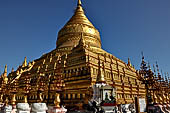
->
xmin=54 ymin=93 xmax=60 ymax=108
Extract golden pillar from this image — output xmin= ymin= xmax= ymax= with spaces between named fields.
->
xmin=38 ymin=92 xmax=43 ymax=103
xmin=24 ymin=95 xmax=28 ymax=103
xmin=37 ymin=89 xmax=43 ymax=103
xmin=11 ymin=94 xmax=16 ymax=109
xmin=11 ymin=94 xmax=16 ymax=105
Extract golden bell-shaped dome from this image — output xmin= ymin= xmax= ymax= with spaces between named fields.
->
xmin=56 ymin=0 xmax=101 ymax=50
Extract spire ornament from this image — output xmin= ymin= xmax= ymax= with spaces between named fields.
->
xmin=153 ymin=64 xmax=156 ymax=74
xmin=140 ymin=52 xmax=148 ymax=78
xmin=12 ymin=68 xmax=14 ymax=72
xmin=22 ymin=57 xmax=27 ymax=67
xmin=127 ymin=58 xmax=132 ymax=67
xmin=148 ymin=62 xmax=151 ymax=70
xmin=77 ymin=0 xmax=82 ymax=6
xmin=79 ymin=33 xmax=86 ymax=47
xmin=156 ymin=62 xmax=161 ymax=80
xmin=153 ymin=64 xmax=157 ymax=79
xmin=4 ymin=64 xmax=7 ymax=74
xmin=156 ymin=62 xmax=159 ymax=72
xmin=96 ymin=55 xmax=106 ymax=87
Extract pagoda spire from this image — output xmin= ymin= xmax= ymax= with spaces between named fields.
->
xmin=127 ymin=58 xmax=132 ymax=67
xmin=3 ymin=64 xmax=7 ymax=77
xmin=22 ymin=57 xmax=27 ymax=67
xmin=2 ymin=65 xmax=8 ymax=83
xmin=156 ymin=61 xmax=160 ymax=75
xmin=164 ymin=72 xmax=168 ymax=84
xmin=153 ymin=64 xmax=156 ymax=74
xmin=77 ymin=0 xmax=82 ymax=6
xmin=148 ymin=62 xmax=151 ymax=70
xmin=142 ymin=51 xmax=144 ymax=62
xmin=12 ymin=68 xmax=14 ymax=72
xmin=96 ymin=55 xmax=106 ymax=84
xmin=75 ymin=0 xmax=84 ymax=13
xmin=153 ymin=64 xmax=157 ymax=79
xmin=161 ymin=69 xmax=164 ymax=81
xmin=140 ymin=52 xmax=147 ymax=71
xmin=56 ymin=0 xmax=102 ymax=49
xmin=167 ymin=72 xmax=170 ymax=83
xmin=4 ymin=64 xmax=7 ymax=74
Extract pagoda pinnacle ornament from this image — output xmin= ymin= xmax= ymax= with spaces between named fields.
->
xmin=56 ymin=0 xmax=101 ymax=50
xmin=22 ymin=57 xmax=27 ymax=67
xmin=4 ymin=64 xmax=7 ymax=74
xmin=2 ymin=64 xmax=7 ymax=76
xmin=78 ymin=0 xmax=82 ymax=6
xmin=79 ymin=33 xmax=86 ymax=47
xmin=12 ymin=68 xmax=14 ymax=72
xmin=3 ymin=65 xmax=8 ymax=83
xmin=96 ymin=55 xmax=106 ymax=86
xmin=127 ymin=58 xmax=132 ymax=67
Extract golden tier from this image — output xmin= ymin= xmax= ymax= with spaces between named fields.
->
xmin=56 ymin=0 xmax=101 ymax=50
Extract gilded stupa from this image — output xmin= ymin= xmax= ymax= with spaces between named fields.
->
xmin=0 ymin=0 xmax=150 ymax=108
xmin=57 ymin=0 xmax=101 ymax=51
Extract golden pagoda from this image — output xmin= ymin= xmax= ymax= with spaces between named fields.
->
xmin=0 ymin=0 xmax=149 ymax=108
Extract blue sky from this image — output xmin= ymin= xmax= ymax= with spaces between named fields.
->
xmin=0 ymin=0 xmax=170 ymax=76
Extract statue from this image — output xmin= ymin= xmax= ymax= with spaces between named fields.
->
xmin=105 ymin=92 xmax=109 ymax=100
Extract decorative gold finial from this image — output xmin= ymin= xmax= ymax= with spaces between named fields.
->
xmin=79 ymin=33 xmax=86 ymax=47
xmin=28 ymin=62 xmax=32 ymax=67
xmin=22 ymin=57 xmax=27 ymax=67
xmin=156 ymin=61 xmax=160 ymax=74
xmin=127 ymin=58 xmax=132 ymax=67
xmin=11 ymin=94 xmax=16 ymax=105
xmin=4 ymin=64 xmax=7 ymax=73
xmin=54 ymin=93 xmax=61 ymax=108
xmin=24 ymin=95 xmax=28 ymax=103
xmin=12 ymin=68 xmax=14 ymax=72
xmin=77 ymin=0 xmax=82 ymax=6
xmin=148 ymin=62 xmax=151 ymax=70
xmin=141 ymin=51 xmax=144 ymax=60
xmin=3 ymin=64 xmax=7 ymax=77
xmin=96 ymin=55 xmax=105 ymax=84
